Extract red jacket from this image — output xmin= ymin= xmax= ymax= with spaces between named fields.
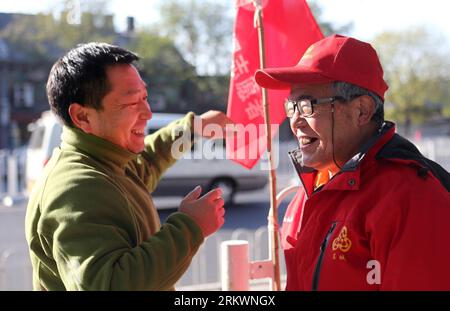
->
xmin=281 ymin=122 xmax=450 ymax=291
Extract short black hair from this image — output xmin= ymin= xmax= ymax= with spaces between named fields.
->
xmin=46 ymin=42 xmax=139 ymax=126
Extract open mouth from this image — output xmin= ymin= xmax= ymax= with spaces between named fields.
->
xmin=131 ymin=129 xmax=145 ymax=137
xmin=299 ymin=136 xmax=318 ymax=146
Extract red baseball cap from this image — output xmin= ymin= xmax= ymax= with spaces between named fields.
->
xmin=254 ymin=34 xmax=388 ymax=101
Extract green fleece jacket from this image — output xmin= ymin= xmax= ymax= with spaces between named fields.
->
xmin=25 ymin=112 xmax=204 ymax=291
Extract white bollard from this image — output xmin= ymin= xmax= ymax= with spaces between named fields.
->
xmin=221 ymin=240 xmax=249 ymax=291
xmin=2 ymin=154 xmax=26 ymax=207
xmin=7 ymin=155 xmax=18 ymax=196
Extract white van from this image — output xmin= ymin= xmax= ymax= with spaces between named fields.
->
xmin=26 ymin=111 xmax=268 ymax=205
xmin=26 ymin=110 xmax=62 ymax=193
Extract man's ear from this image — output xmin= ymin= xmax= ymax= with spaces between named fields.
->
xmin=68 ymin=103 xmax=93 ymax=133
xmin=355 ymin=95 xmax=376 ymax=127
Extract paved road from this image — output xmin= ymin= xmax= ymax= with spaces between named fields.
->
xmin=0 ymin=181 xmax=296 ymax=290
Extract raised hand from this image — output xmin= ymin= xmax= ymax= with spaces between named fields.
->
xmin=193 ymin=110 xmax=234 ymax=139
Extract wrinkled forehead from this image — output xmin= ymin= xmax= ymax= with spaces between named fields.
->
xmin=289 ymin=82 xmax=335 ymax=98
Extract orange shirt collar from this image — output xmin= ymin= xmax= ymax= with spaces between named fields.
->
xmin=314 ymin=167 xmax=339 ymax=190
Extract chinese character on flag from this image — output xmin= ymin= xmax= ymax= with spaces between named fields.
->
xmin=227 ymin=0 xmax=323 ymax=169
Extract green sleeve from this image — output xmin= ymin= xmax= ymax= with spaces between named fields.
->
xmin=133 ymin=112 xmax=195 ymax=192
xmin=39 ymin=176 xmax=203 ymax=291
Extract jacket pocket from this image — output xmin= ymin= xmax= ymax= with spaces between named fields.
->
xmin=312 ymin=221 xmax=337 ymax=291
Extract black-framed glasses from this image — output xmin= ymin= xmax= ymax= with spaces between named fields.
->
xmin=285 ymin=95 xmax=346 ymax=118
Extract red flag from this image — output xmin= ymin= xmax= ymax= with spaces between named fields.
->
xmin=226 ymin=0 xmax=323 ymax=169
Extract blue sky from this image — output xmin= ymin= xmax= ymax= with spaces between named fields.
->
xmin=315 ymin=0 xmax=450 ymax=41
xmin=1 ymin=0 xmax=449 ymax=42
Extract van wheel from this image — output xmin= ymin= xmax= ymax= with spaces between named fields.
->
xmin=209 ymin=179 xmax=235 ymax=207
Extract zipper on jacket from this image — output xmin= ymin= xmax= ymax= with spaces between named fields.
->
xmin=312 ymin=221 xmax=337 ymax=291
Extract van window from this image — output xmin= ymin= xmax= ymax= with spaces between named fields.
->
xmin=49 ymin=125 xmax=62 ymax=152
xmin=28 ymin=125 xmax=45 ymax=149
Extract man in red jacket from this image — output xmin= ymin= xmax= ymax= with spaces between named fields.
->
xmin=255 ymin=34 xmax=450 ymax=290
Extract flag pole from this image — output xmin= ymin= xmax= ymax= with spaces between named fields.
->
xmin=252 ymin=0 xmax=281 ymax=291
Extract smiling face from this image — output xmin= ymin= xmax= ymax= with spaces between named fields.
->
xmin=84 ymin=64 xmax=152 ymax=153
xmin=289 ymin=83 xmax=364 ymax=171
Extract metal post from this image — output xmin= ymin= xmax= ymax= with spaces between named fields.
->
xmin=0 ymin=150 xmax=5 ymax=194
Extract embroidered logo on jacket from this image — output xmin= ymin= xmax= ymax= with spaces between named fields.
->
xmin=332 ymin=226 xmax=352 ymax=253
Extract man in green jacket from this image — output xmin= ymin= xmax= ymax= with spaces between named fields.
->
xmin=25 ymin=42 xmax=231 ymax=290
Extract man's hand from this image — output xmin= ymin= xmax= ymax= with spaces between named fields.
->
xmin=194 ymin=110 xmax=234 ymax=139
xmin=179 ymin=186 xmax=225 ymax=238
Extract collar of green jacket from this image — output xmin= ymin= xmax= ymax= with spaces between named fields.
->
xmin=61 ymin=126 xmax=137 ymax=169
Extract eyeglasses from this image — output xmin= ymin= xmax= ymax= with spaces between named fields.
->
xmin=285 ymin=96 xmax=346 ymax=118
